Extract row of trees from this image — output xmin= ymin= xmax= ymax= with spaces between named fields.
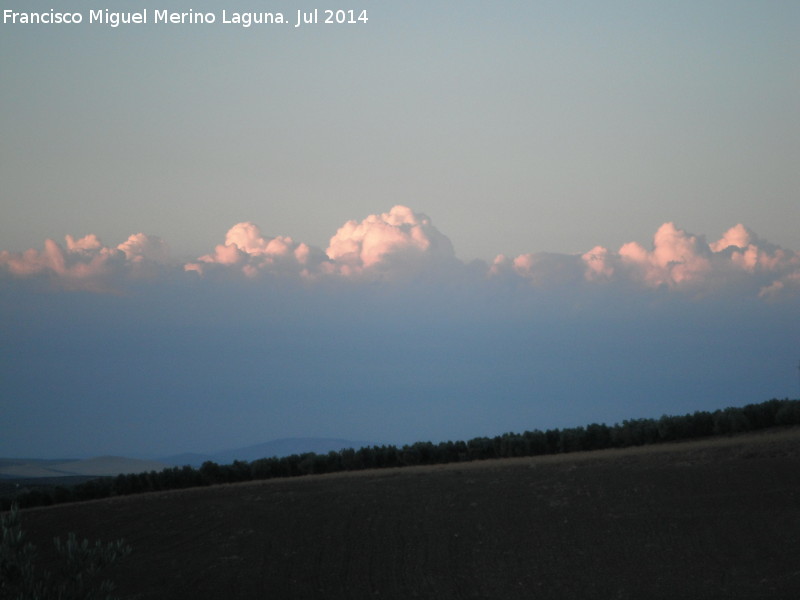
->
xmin=5 ymin=398 xmax=800 ymax=511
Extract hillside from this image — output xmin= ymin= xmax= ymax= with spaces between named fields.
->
xmin=0 ymin=456 xmax=169 ymax=479
xmin=14 ymin=428 xmax=800 ymax=600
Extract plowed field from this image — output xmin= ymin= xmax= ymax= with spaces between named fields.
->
xmin=17 ymin=429 xmax=800 ymax=599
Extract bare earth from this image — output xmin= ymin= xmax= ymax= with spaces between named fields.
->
xmin=17 ymin=429 xmax=800 ymax=599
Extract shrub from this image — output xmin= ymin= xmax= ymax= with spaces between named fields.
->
xmin=1 ymin=504 xmax=131 ymax=600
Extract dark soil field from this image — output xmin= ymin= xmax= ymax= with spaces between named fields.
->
xmin=16 ymin=429 xmax=800 ymax=599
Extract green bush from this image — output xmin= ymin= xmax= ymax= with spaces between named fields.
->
xmin=1 ymin=504 xmax=131 ymax=600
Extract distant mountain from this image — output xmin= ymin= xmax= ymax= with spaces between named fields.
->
xmin=1 ymin=439 xmax=375 ymax=477
xmin=0 ymin=456 xmax=170 ymax=479
xmin=207 ymin=438 xmax=374 ymax=466
xmin=157 ymin=453 xmax=216 ymax=468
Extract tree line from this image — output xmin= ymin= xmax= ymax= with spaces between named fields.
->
xmin=4 ymin=398 xmax=800 ymax=511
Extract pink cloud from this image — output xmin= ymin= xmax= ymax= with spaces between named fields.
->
xmin=0 ymin=233 xmax=169 ymax=290
xmin=616 ymin=222 xmax=712 ymax=287
xmin=0 ymin=237 xmax=115 ymax=280
xmin=709 ymin=223 xmax=754 ymax=253
xmin=581 ymin=246 xmax=615 ymax=282
xmin=2 ymin=210 xmax=799 ymax=300
xmin=184 ymin=222 xmax=328 ymax=278
xmin=759 ymin=271 xmax=800 ymax=300
xmin=710 ymin=224 xmax=796 ymax=273
xmin=489 ymin=252 xmax=584 ymax=287
xmin=187 ymin=207 xmax=456 ymax=280
xmin=574 ymin=222 xmax=800 ymax=295
xmin=117 ymin=233 xmax=169 ymax=263
xmin=492 ymin=223 xmax=717 ymax=289
xmin=485 ymin=221 xmax=800 ymax=298
xmin=65 ymin=234 xmax=103 ymax=253
xmin=325 ymin=205 xmax=455 ymax=277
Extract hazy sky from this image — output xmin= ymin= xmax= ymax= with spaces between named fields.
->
xmin=1 ymin=1 xmax=799 ymax=458
xmin=2 ymin=0 xmax=798 ymax=260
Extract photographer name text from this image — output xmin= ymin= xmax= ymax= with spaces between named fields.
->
xmin=3 ymin=8 xmax=369 ymax=28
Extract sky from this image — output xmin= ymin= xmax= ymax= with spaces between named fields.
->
xmin=1 ymin=1 xmax=799 ymax=458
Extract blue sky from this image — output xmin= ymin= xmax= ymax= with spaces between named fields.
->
xmin=1 ymin=1 xmax=799 ymax=458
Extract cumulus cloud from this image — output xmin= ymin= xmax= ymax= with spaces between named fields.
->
xmin=324 ymin=205 xmax=456 ymax=278
xmin=581 ymin=246 xmax=616 ymax=282
xmin=184 ymin=221 xmax=327 ymax=278
xmin=491 ymin=223 xmax=720 ymax=290
xmin=490 ymin=221 xmax=800 ymax=298
xmin=2 ymin=208 xmax=799 ymax=299
xmin=710 ymin=224 xmax=797 ymax=273
xmin=0 ymin=233 xmax=169 ymax=290
xmin=489 ymin=252 xmax=585 ymax=288
xmin=117 ymin=233 xmax=170 ymax=263
xmin=185 ymin=205 xmax=457 ymax=281
xmin=630 ymin=222 xmax=712 ymax=285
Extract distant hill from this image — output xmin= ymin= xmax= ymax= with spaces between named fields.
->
xmin=159 ymin=438 xmax=372 ymax=467
xmin=0 ymin=458 xmax=77 ymax=479
xmin=211 ymin=437 xmax=373 ymax=465
xmin=0 ymin=456 xmax=169 ymax=479
xmin=1 ymin=439 xmax=373 ymax=477
xmin=156 ymin=452 xmax=216 ymax=468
